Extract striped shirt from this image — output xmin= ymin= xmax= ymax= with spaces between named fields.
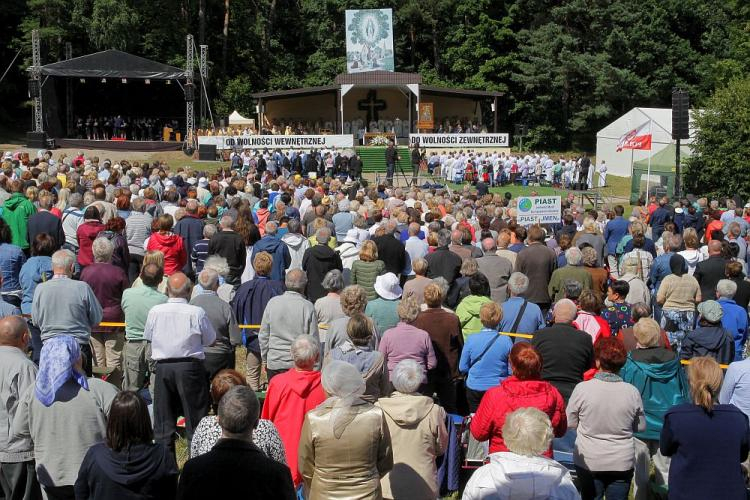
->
xmin=125 ymin=212 xmax=152 ymax=256
xmin=191 ymin=238 xmax=210 ymax=274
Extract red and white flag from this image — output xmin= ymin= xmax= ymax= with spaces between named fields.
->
xmin=616 ymin=120 xmax=652 ymax=151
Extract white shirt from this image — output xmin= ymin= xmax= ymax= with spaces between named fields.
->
xmin=144 ymin=298 xmax=216 ymax=360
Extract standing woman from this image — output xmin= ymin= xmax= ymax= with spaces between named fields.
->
xmin=660 ymin=357 xmax=750 ymax=500
xmin=656 ymin=254 xmax=701 ymax=353
xmin=75 ymin=391 xmax=178 ymax=500
xmin=0 ymin=218 xmax=26 ymax=307
xmin=350 ymin=240 xmax=385 ymax=301
xmin=458 ymin=302 xmax=513 ymax=413
xmin=567 ymin=338 xmax=646 ymax=500
xmin=298 ymin=360 xmax=393 ymax=499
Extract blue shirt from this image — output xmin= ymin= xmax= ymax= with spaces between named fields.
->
xmin=649 ymin=252 xmax=674 ymax=291
xmin=718 ymin=297 xmax=748 ymax=361
xmin=720 ymin=358 xmax=750 ymax=418
xmin=604 ymin=216 xmax=630 ymax=255
xmin=497 ymin=297 xmax=545 ymax=335
xmin=459 ymin=327 xmax=512 ymax=391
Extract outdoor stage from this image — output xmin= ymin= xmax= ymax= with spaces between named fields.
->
xmin=55 ymin=138 xmax=183 ymax=152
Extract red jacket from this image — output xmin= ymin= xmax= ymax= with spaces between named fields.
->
xmin=146 ymin=231 xmax=186 ymax=276
xmin=260 ymin=368 xmax=326 ymax=486
xmin=76 ymin=220 xmax=106 ymax=266
xmin=470 ymin=376 xmax=567 ymax=457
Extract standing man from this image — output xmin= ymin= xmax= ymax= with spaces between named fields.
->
xmin=121 ymin=263 xmax=167 ymax=392
xmin=259 ymin=269 xmax=319 ymax=382
xmin=515 ymin=225 xmax=558 ymax=312
xmin=373 ymin=221 xmax=407 ymax=278
xmin=476 ymin=238 xmax=513 ymax=303
xmin=208 ymin=215 xmax=246 ymax=286
xmin=174 ymin=199 xmax=205 ymax=279
xmin=32 ymin=249 xmax=102 ymax=376
xmin=190 ymin=268 xmax=241 ymax=380
xmin=0 ymin=316 xmax=40 ymax=500
xmin=26 ymin=191 xmax=64 ymax=251
xmin=301 ymin=228 xmax=343 ymax=303
xmin=145 ymin=273 xmax=216 ymax=453
xmin=410 ymin=142 xmax=423 ymax=187
xmin=604 ymin=205 xmax=630 ymax=278
xmin=578 ymin=154 xmax=590 ymax=191
xmin=349 ymin=153 xmax=363 ymax=182
xmin=385 ymin=140 xmax=400 ymax=186
xmin=2 ymin=180 xmax=36 ymax=251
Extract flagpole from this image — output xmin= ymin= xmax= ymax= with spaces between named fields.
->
xmin=645 ymin=119 xmax=653 ymax=200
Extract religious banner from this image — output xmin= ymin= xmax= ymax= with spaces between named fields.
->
xmin=345 ymin=9 xmax=395 ymax=73
xmin=409 ymin=133 xmax=510 ymax=148
xmin=417 ymin=103 xmax=434 ymax=130
xmin=516 ymin=196 xmax=562 ymax=226
xmin=198 ymin=135 xmax=355 ymax=150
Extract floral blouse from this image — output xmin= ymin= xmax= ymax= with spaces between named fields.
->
xmin=190 ymin=416 xmax=287 ymax=464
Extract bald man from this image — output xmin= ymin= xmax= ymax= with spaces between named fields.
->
xmin=531 ymin=299 xmax=594 ymax=402
xmin=144 ymin=272 xmax=216 ymax=453
xmin=695 ymin=240 xmax=729 ymax=303
xmin=0 ymin=316 xmax=40 ymax=499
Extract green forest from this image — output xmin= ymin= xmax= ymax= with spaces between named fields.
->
xmin=1 ymin=0 xmax=749 ymax=150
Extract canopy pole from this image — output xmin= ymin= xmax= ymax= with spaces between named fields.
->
xmin=645 ymin=119 xmax=653 ymax=200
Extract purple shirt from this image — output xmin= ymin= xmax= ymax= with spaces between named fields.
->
xmin=378 ymin=322 xmax=437 ymax=382
xmin=80 ymin=262 xmax=129 ymax=324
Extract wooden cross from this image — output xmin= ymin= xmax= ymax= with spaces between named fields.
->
xmin=357 ymin=89 xmax=387 ymax=125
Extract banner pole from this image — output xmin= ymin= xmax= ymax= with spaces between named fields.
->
xmin=645 ymin=119 xmax=653 ymax=200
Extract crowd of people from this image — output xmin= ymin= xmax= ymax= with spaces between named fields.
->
xmin=0 ymin=146 xmax=750 ymax=500
xmin=430 ymin=151 xmax=607 ymax=189
xmin=73 ymin=116 xmax=180 ymax=142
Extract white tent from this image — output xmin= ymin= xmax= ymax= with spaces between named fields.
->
xmin=228 ymin=110 xmax=255 ymax=126
xmin=595 ymin=107 xmax=697 ymax=177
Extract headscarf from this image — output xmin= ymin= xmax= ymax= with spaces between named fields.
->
xmin=669 ymin=253 xmax=688 ymax=277
xmin=35 ymin=336 xmax=89 ymax=407
xmin=321 ymin=360 xmax=366 ymax=439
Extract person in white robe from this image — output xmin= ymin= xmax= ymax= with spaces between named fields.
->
xmin=598 ymin=161 xmax=608 ymax=187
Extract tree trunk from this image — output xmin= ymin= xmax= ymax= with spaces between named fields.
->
xmin=222 ymin=0 xmax=229 ymax=73
xmin=410 ymin=25 xmax=416 ymax=71
xmin=432 ymin=19 xmax=439 ymax=74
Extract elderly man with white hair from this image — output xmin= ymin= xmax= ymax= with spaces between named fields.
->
xmin=32 ymin=249 xmax=102 ymax=376
xmin=376 ymin=359 xmax=448 ymax=500
xmin=80 ymin=237 xmax=129 ymax=387
xmin=497 ymin=272 xmax=545 ymax=335
xmin=716 ymin=279 xmax=749 ymax=361
xmin=463 ymin=407 xmax=580 ymax=500
xmin=547 ymin=247 xmax=593 ymax=303
xmin=190 ymin=268 xmax=242 ymax=380
xmin=259 ymin=269 xmax=320 ymax=381
xmin=531 ymin=299 xmax=594 ymax=402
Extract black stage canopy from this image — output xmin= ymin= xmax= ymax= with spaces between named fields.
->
xmin=38 ymin=49 xmax=186 ymax=81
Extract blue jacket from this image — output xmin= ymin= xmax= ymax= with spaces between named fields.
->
xmin=19 ymin=256 xmax=53 ymax=315
xmin=458 ymin=327 xmax=513 ymax=391
xmin=620 ymin=353 xmax=689 ymax=440
xmin=649 ymin=252 xmax=674 ymax=291
xmin=231 ymin=276 xmax=285 ymax=352
xmin=0 ymin=243 xmax=26 ymax=292
xmin=174 ymin=215 xmax=204 ymax=274
xmin=718 ymin=297 xmax=749 ymax=361
xmin=251 ymin=236 xmax=291 ymax=282
xmin=604 ymin=216 xmax=630 ymax=255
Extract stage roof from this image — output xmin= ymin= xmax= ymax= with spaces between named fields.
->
xmin=37 ymin=49 xmax=187 ymax=80
xmin=251 ymin=71 xmax=503 ymax=99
